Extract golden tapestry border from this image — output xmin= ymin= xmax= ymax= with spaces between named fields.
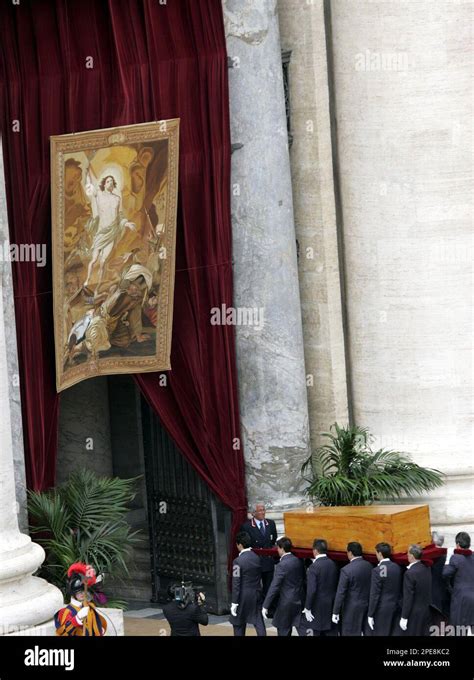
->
xmin=51 ymin=119 xmax=180 ymax=392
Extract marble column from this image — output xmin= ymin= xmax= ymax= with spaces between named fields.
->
xmin=0 ymin=141 xmax=63 ymax=634
xmin=0 ymin=140 xmax=28 ymax=532
xmin=277 ymin=0 xmax=350 ymax=449
xmin=223 ymin=0 xmax=310 ymax=511
xmin=329 ymin=0 xmax=473 ymax=542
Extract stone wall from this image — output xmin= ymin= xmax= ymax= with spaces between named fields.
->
xmin=57 ymin=377 xmax=113 ymax=485
xmin=278 ymin=0 xmax=473 ymax=542
xmin=328 ymin=0 xmax=473 ymax=541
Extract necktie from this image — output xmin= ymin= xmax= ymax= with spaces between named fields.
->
xmin=259 ymin=521 xmax=265 ymax=535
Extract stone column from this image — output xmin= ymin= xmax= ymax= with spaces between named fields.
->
xmin=277 ymin=0 xmax=350 ymax=449
xmin=0 ymin=141 xmax=28 ymax=532
xmin=329 ymin=0 xmax=473 ymax=541
xmin=223 ymin=0 xmax=310 ymax=511
xmin=0 ymin=139 xmax=63 ymax=634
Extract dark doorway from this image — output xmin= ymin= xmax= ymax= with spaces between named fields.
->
xmin=140 ymin=394 xmax=231 ymax=614
xmin=58 ymin=374 xmax=232 ymax=612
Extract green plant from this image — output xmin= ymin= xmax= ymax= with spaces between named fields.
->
xmin=302 ymin=423 xmax=444 ymax=506
xmin=28 ymin=469 xmax=142 ymax=608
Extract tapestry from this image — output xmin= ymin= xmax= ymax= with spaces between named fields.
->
xmin=51 ymin=120 xmax=179 ymax=392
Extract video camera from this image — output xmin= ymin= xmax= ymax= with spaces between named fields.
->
xmin=169 ymin=581 xmax=205 ymax=609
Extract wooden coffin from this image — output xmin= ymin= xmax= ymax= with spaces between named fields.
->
xmin=283 ymin=504 xmax=431 ymax=555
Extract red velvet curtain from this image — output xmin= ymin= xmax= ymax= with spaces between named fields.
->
xmin=0 ymin=0 xmax=247 ymax=542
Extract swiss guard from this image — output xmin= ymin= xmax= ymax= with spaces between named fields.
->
xmin=54 ymin=562 xmax=107 ymax=636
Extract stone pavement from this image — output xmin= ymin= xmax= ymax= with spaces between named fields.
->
xmin=123 ymin=602 xmax=278 ymax=636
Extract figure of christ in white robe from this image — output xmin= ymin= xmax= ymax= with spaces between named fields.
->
xmin=84 ymin=174 xmax=136 ymax=291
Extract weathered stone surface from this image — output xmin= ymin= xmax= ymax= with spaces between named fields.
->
xmin=57 ymin=377 xmax=113 ymax=484
xmin=329 ymin=0 xmax=473 ymax=539
xmin=0 ymin=141 xmax=27 ymax=531
xmin=224 ymin=0 xmax=311 ymax=510
xmin=278 ymin=0 xmax=350 ymax=449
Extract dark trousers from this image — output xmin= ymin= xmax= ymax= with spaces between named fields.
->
xmin=233 ymin=617 xmax=266 ymax=637
xmin=277 ymin=626 xmax=293 ymax=636
xmin=261 ymin=570 xmax=274 ymax=598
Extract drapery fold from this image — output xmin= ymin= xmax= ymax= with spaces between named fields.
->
xmin=0 ymin=0 xmax=247 ymax=546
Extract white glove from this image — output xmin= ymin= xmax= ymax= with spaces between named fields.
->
xmin=399 ymin=617 xmax=408 ymax=631
xmin=445 ymin=547 xmax=455 ymax=565
xmin=368 ymin=617 xmax=374 ymax=631
xmin=76 ymin=606 xmax=90 ymax=621
xmin=262 ymin=608 xmax=268 ymax=620
xmin=230 ymin=603 xmax=238 ymax=617
xmin=332 ymin=614 xmax=339 ymax=624
xmin=303 ymin=608 xmax=314 ymax=623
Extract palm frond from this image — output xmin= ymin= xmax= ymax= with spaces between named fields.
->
xmin=28 ymin=490 xmax=71 ymax=538
xmin=28 ymin=470 xmax=140 ymax=606
xmin=301 ymin=422 xmax=444 ymax=506
xmin=62 ymin=469 xmax=137 ymax=530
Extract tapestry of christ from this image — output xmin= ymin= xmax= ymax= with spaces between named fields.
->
xmin=52 ymin=121 xmax=179 ymax=391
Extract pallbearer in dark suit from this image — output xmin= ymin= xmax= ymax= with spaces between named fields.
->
xmin=299 ymin=538 xmax=338 ymax=637
xmin=240 ymin=503 xmax=278 ymax=597
xmin=367 ymin=542 xmax=402 ymax=635
xmin=229 ymin=532 xmax=266 ymax=636
xmin=399 ymin=544 xmax=432 ymax=636
xmin=443 ymin=531 xmax=474 ymax=632
xmin=332 ymin=541 xmax=373 ymax=636
xmin=262 ymin=537 xmax=304 ymax=636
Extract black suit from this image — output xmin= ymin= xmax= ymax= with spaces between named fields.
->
xmin=432 ymin=553 xmax=450 ymax=618
xmin=240 ymin=518 xmax=277 ymax=597
xmin=443 ymin=552 xmax=474 ymax=627
xmin=299 ymin=555 xmax=338 ymax=636
xmin=368 ymin=558 xmax=402 ymax=635
xmin=162 ymin=601 xmax=208 ymax=636
xmin=263 ymin=552 xmax=304 ymax=636
xmin=230 ymin=548 xmax=266 ymax=636
xmin=400 ymin=561 xmax=432 ymax=635
xmin=333 ymin=557 xmax=373 ymax=636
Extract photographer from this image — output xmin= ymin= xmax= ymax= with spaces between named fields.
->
xmin=162 ymin=582 xmax=209 ymax=636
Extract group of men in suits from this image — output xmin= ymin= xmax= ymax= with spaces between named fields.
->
xmin=230 ymin=504 xmax=474 ymax=637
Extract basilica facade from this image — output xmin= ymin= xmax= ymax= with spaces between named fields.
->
xmin=0 ymin=0 xmax=472 ymax=630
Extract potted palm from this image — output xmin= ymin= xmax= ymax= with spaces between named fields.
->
xmin=302 ymin=423 xmax=443 ymax=506
xmin=28 ymin=469 xmax=142 ymax=610
xmin=286 ymin=423 xmax=445 ymax=554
